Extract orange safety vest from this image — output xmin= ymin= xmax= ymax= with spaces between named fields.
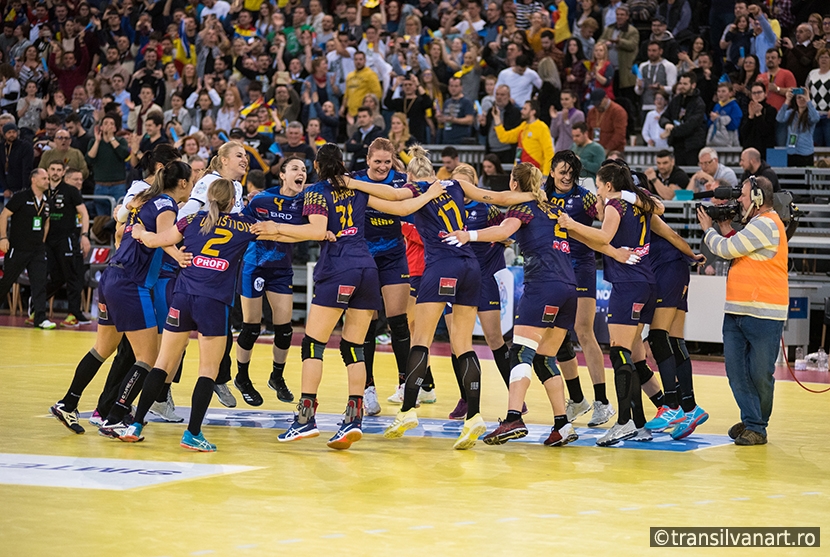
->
xmin=725 ymin=211 xmax=789 ymax=320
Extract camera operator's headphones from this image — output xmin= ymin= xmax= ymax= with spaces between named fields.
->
xmin=749 ymin=175 xmax=764 ymax=209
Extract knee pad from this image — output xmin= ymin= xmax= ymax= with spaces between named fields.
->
xmin=273 ymin=322 xmax=293 ymax=350
xmin=634 ymin=360 xmax=654 ymax=385
xmin=301 ymin=335 xmax=326 ymax=361
xmin=508 ymin=341 xmax=537 ymax=383
xmin=387 ymin=314 xmax=410 ymax=341
xmin=363 ymin=319 xmax=378 ymax=344
xmin=237 ymin=323 xmax=261 ymax=351
xmin=647 ymin=329 xmax=673 ymax=363
xmin=532 ymin=354 xmax=560 ymax=383
xmin=609 ymin=346 xmax=633 ymax=372
xmin=340 ymin=338 xmax=365 ymax=366
xmin=556 ymin=334 xmax=577 ymax=363
xmin=670 ymin=337 xmax=689 ymax=363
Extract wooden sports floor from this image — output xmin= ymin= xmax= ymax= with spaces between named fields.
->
xmin=1 ymin=324 xmax=828 ymax=557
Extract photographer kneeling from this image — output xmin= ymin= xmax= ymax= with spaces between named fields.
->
xmin=697 ymin=176 xmax=788 ymax=446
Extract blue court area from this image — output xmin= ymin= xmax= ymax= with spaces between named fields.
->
xmin=83 ymin=409 xmax=734 ymax=452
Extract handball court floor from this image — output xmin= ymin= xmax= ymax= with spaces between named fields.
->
xmin=1 ymin=318 xmax=829 ymax=557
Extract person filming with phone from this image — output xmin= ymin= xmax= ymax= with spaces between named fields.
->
xmin=776 ymin=87 xmax=819 ymax=167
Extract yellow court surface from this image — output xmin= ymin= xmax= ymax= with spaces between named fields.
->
xmin=1 ymin=326 xmax=828 ymax=557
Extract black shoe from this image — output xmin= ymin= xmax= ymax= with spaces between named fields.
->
xmin=234 ymin=377 xmax=263 ymax=406
xmin=728 ymin=422 xmax=746 ymax=440
xmin=268 ymin=375 xmax=294 ymax=403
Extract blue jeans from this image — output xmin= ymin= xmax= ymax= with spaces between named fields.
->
xmin=813 ymin=116 xmax=830 ymax=147
xmin=722 ymin=313 xmax=784 ymax=436
xmin=93 ymin=183 xmax=126 ymax=219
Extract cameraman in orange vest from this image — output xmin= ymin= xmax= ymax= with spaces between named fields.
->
xmin=696 ymin=176 xmax=788 ymax=446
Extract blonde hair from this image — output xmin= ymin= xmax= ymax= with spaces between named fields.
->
xmin=367 ymin=137 xmax=396 ymax=158
xmin=451 ymin=163 xmax=478 ymax=185
xmin=511 ymin=162 xmax=545 ymax=204
xmin=207 ymin=140 xmax=245 ymax=173
xmin=388 ymin=112 xmax=411 ymax=150
xmin=201 ymin=178 xmax=236 ymax=235
xmin=406 ymin=145 xmax=434 ymax=180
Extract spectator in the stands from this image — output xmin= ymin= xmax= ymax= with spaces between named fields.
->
xmin=562 ymin=38 xmax=588 ymax=104
xmin=436 ymin=146 xmax=460 ymax=180
xmin=383 ymin=73 xmax=434 ymax=144
xmin=732 ymin=54 xmax=761 ymax=117
xmin=495 ymin=53 xmax=542 ymax=106
xmin=721 ymin=14 xmax=753 ymax=74
xmin=550 ymin=89 xmax=585 ymax=153
xmin=759 ymin=48 xmax=796 ymax=113
xmin=739 ymin=81 xmax=779 ymax=154
xmin=641 ymin=90 xmax=669 ymax=148
xmin=575 ymin=17 xmax=598 ymax=60
xmin=127 ymin=83 xmax=163 ymax=134
xmin=600 ymin=5 xmax=639 ymax=102
xmin=635 ymin=41 xmax=677 ymax=111
xmin=570 ymin=122 xmax=605 ymax=179
xmin=806 ymin=48 xmax=830 ymax=146
xmin=782 ymin=22 xmax=818 ymax=87
xmin=660 ymin=72 xmax=707 ymax=167
xmin=748 ymin=4 xmax=777 ymax=73
xmin=707 ymin=82 xmax=743 ymax=147
xmin=39 ymin=129 xmax=89 ymax=181
xmin=739 ymin=147 xmax=781 ymax=192
xmin=656 ymin=0 xmax=692 ymax=38
xmin=0 ymin=123 xmax=33 ymax=200
xmin=638 ymin=15 xmax=679 ymax=64
xmin=586 ymin=41 xmax=614 ymax=100
xmin=438 ymin=76 xmax=476 ymax=144
xmin=776 ymin=88 xmax=819 ymax=167
xmin=689 ymin=146 xmax=739 ymax=193
xmin=643 ymin=149 xmax=690 ymax=200
xmin=479 ymin=153 xmax=506 ymax=188
xmin=346 ymin=106 xmax=385 ymax=172
xmin=481 ymin=84 xmax=521 ymax=164
xmin=585 ymin=88 xmax=627 ymax=154
xmin=695 ymin=51 xmax=718 ymax=113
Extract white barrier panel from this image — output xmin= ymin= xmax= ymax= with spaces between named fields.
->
xmin=684 ymin=275 xmax=727 ymax=343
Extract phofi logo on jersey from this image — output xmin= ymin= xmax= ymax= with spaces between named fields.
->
xmin=337 ymin=285 xmax=356 ymax=304
xmin=542 ymin=305 xmax=559 ymax=323
xmin=254 ymin=277 xmax=265 ymax=292
xmin=631 ymin=303 xmax=644 ymax=320
xmin=166 ymin=308 xmax=180 ymax=327
xmin=338 ymin=226 xmax=358 ymax=237
xmin=193 ymin=255 xmax=230 ymax=271
xmin=98 ymin=302 xmax=108 ymax=320
xmin=439 ymin=277 xmax=458 ymax=296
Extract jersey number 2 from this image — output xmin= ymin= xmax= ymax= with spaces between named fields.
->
xmin=202 ymin=228 xmax=233 ymax=256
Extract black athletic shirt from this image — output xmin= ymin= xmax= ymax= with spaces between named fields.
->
xmin=5 ymin=188 xmax=50 ymax=250
xmin=47 ymin=182 xmax=84 ymax=238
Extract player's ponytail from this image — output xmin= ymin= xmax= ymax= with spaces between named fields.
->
xmin=134 ymin=161 xmax=192 ymax=205
xmin=406 ymin=144 xmax=434 ymax=181
xmin=200 ymin=178 xmax=235 ymax=235
xmin=511 ymin=162 xmax=545 ymax=205
xmin=315 ymin=143 xmax=347 ymax=190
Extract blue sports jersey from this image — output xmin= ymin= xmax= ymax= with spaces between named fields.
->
xmin=174 ymin=212 xmax=257 ymax=305
xmin=649 ymin=215 xmax=685 ymax=268
xmin=465 ymin=200 xmax=506 ymax=276
xmin=112 ymin=194 xmax=178 ymax=289
xmin=506 ymin=201 xmax=576 ymax=285
xmin=353 ymin=168 xmax=408 ymax=257
xmin=603 ymin=198 xmax=655 ymax=284
xmin=303 ymin=179 xmax=376 ymax=282
xmin=241 ymin=187 xmax=305 ymax=269
xmin=549 ymin=185 xmax=599 ymax=262
xmin=404 ymin=179 xmax=476 ymax=263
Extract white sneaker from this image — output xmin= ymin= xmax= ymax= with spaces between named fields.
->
xmin=587 ymin=400 xmax=616 ymax=427
xmin=417 ymin=387 xmax=436 ymax=404
xmin=596 ymin=420 xmax=637 ymax=446
xmin=631 ymin=427 xmax=653 ymax=442
xmin=213 ymin=383 xmax=237 ymax=408
xmin=37 ymin=319 xmax=57 ymax=330
xmin=375 ymin=333 xmax=391 ymax=345
xmin=363 ymin=386 xmax=381 ymax=416
xmin=149 ymin=390 xmax=184 ymax=422
xmin=387 ymin=384 xmax=404 ymax=404
xmin=565 ymin=397 xmax=592 ymax=423
xmin=383 ymin=408 xmax=419 ymax=439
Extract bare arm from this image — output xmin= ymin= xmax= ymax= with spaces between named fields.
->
xmin=444 ymin=217 xmax=522 ymax=245
xmin=252 ymin=213 xmax=328 ymax=242
xmin=131 ymin=211 xmax=182 ymax=247
xmin=559 ymin=206 xmax=620 ymax=247
xmin=368 ymin=181 xmax=446 ymax=215
xmin=346 ymin=176 xmax=412 ymax=200
xmin=651 ymin=214 xmax=704 ymax=261
xmin=455 ymin=177 xmax=534 ymax=206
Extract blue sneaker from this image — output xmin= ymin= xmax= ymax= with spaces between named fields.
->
xmin=644 ymin=406 xmax=685 ymax=432
xmin=670 ymin=406 xmax=709 ymax=440
xmin=180 ymin=430 xmax=216 ymax=452
xmin=119 ymin=422 xmax=144 ymax=443
xmin=327 ymin=419 xmax=363 ymax=450
xmin=278 ymin=418 xmax=320 ymax=442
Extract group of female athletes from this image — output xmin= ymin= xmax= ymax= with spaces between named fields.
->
xmin=48 ymin=137 xmax=709 ymax=452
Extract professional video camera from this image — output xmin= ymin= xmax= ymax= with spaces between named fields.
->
xmin=692 ymin=185 xmax=801 ymax=238
xmin=695 ymin=202 xmax=739 ymax=222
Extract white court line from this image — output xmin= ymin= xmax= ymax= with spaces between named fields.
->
xmin=321 ymin=534 xmax=345 ymax=539
xmin=578 ymin=510 xmax=600 ymax=515
xmin=279 ymin=539 xmax=303 ymax=544
xmin=408 ymin=525 xmax=434 ymax=530
xmin=364 ymin=529 xmax=388 ymax=535
xmin=619 ymin=507 xmax=640 ymax=511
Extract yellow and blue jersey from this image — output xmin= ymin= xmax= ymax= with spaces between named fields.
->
xmin=464 ymin=201 xmax=505 ymax=276
xmin=549 ymin=185 xmax=598 ymax=262
xmin=603 ymin=198 xmax=655 ymax=284
xmin=112 ymin=194 xmax=178 ymax=289
xmin=507 ymin=200 xmax=576 ymax=285
xmin=353 ymin=169 xmax=408 ymax=258
xmin=242 ymin=187 xmax=305 ymax=269
xmin=403 ymin=180 xmax=475 ymax=263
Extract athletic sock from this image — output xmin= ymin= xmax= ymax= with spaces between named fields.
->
xmin=631 ymin=384 xmax=646 ymax=428
xmin=105 ymin=363 xmax=149 ymax=423
xmin=553 ymin=414 xmax=568 ymax=431
xmin=271 ymin=361 xmax=286 ymax=382
xmin=61 ymin=349 xmax=106 ymax=412
xmin=451 ymin=354 xmax=466 ymax=401
xmin=680 ymin=393 xmax=697 ymax=413
xmin=388 ymin=314 xmax=411 ymax=385
xmin=492 ymin=344 xmax=511 ymax=388
xmin=649 ymin=391 xmax=665 ymax=408
xmin=346 ymin=395 xmax=364 ymax=423
xmin=363 ymin=319 xmax=378 ymax=388
xmin=610 ymin=347 xmax=635 ymax=424
xmin=155 ymin=382 xmax=170 ymax=403
xmin=402 ymin=346 xmax=429 ymax=411
xmin=458 ymin=351 xmax=482 ymax=418
xmin=423 ymin=366 xmax=435 ymax=391
xmin=663 ymin=390 xmax=679 ymax=409
xmin=236 ymin=361 xmax=250 ymax=384
xmin=188 ymin=376 xmax=215 ymax=436
xmin=593 ymin=382 xmax=608 ymax=405
xmin=565 ymin=377 xmax=584 ymax=403
xmin=135 ymin=368 xmax=168 ymax=424
xmin=505 ymin=410 xmax=523 ymax=423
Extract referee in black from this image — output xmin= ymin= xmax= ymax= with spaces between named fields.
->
xmin=0 ymin=168 xmax=55 ymax=329
xmin=44 ymin=162 xmax=91 ymax=327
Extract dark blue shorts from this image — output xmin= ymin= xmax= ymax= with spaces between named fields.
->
xmin=164 ymin=292 xmax=229 ymax=337
xmin=515 ymin=281 xmax=577 ymax=329
xmin=654 ymin=259 xmax=690 ymax=312
xmin=312 ymin=266 xmax=382 ymax=311
xmin=374 ymin=252 xmax=410 ymax=287
xmin=151 ymin=276 xmax=176 ymax=333
xmin=607 ymin=281 xmax=656 ymax=326
xmin=238 ymin=262 xmax=294 ymax=298
xmin=96 ymin=269 xmax=114 ymax=327
xmin=417 ymin=257 xmax=480 ymax=307
xmin=409 ymin=275 xmax=421 ymax=298
xmin=573 ymin=257 xmax=597 ymax=299
xmin=478 ymin=272 xmax=501 ymax=313
xmin=99 ymin=267 xmax=157 ymax=332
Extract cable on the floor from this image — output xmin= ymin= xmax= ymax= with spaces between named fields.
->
xmin=780 ymin=337 xmax=830 ymax=394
